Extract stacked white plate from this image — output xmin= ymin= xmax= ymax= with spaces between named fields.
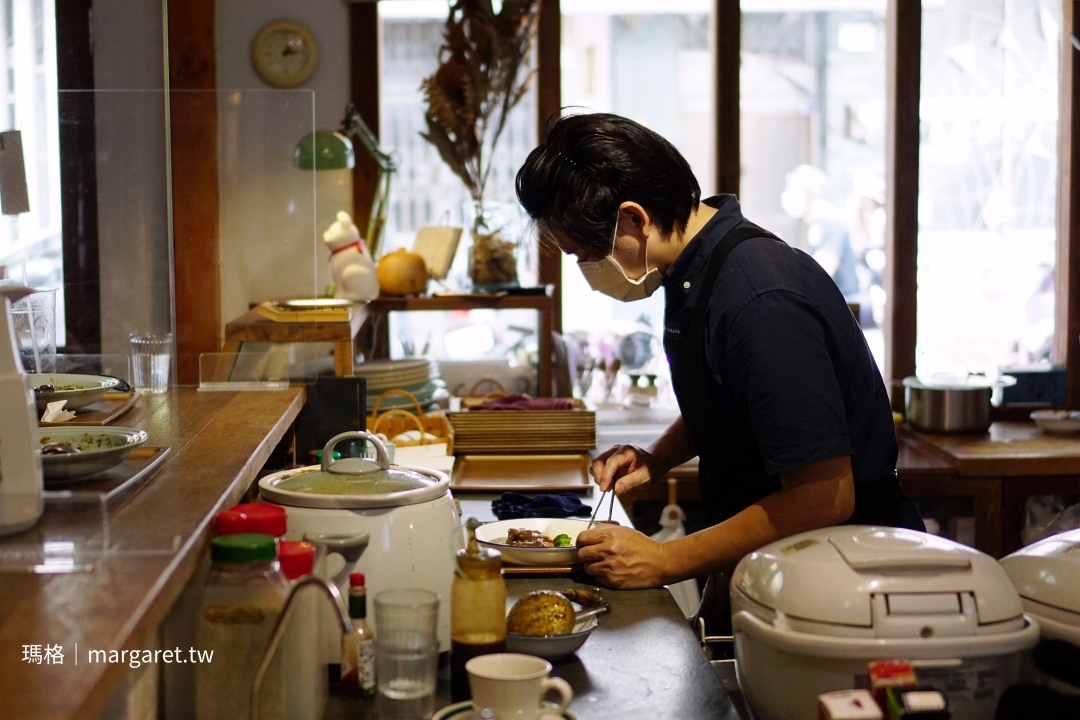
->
xmin=356 ymin=358 xmax=448 ymax=411
xmin=447 ymin=408 xmax=596 ymax=454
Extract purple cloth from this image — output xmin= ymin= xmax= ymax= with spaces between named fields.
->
xmin=470 ymin=394 xmax=576 ymax=411
xmin=491 ymin=492 xmax=592 ymax=520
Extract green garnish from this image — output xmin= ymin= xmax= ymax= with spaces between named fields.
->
xmin=553 ymin=533 xmax=572 ymax=547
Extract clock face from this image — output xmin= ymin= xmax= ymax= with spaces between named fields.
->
xmin=251 ymin=21 xmax=320 ymax=88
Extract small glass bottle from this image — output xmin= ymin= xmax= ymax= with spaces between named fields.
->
xmin=340 ymin=572 xmax=376 ymax=698
xmin=195 ymin=533 xmax=288 ymax=720
xmin=450 ymin=517 xmax=506 ymax=703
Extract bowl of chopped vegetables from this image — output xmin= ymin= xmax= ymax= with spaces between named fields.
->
xmin=474 ymin=518 xmax=593 ymax=566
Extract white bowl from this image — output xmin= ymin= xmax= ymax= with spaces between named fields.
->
xmin=38 ymin=426 xmax=149 ymax=481
xmin=1030 ymin=409 xmax=1080 ymax=434
xmin=505 ymin=615 xmax=598 ymax=660
xmin=31 ymin=373 xmax=121 ymax=412
xmin=475 ymin=518 xmax=594 ymax=566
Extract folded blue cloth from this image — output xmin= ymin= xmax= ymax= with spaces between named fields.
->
xmin=491 ymin=492 xmax=592 ymax=520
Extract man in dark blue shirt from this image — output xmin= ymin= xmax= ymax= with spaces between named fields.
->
xmin=515 ymin=113 xmax=922 ymax=590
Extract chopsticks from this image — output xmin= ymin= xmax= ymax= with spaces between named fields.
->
xmin=587 ymin=487 xmax=617 ymax=529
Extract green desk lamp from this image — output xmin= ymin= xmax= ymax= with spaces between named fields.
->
xmin=294 ymin=103 xmax=397 ymax=258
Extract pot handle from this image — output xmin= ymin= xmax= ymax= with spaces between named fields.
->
xmin=320 ymin=431 xmax=390 ymax=474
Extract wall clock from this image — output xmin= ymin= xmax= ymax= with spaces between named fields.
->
xmin=250 ymin=20 xmax=320 ymax=88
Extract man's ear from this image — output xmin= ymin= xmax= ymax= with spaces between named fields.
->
xmin=617 ymin=201 xmax=653 ymax=237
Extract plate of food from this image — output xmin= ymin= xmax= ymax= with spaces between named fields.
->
xmin=474 ymin=518 xmax=594 ymax=566
xmin=30 ymin=373 xmax=122 ymax=412
xmin=37 ymin=426 xmax=149 ymax=482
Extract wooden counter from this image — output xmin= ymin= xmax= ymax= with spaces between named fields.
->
xmin=897 ymin=422 xmax=1080 ymax=558
xmin=0 ymin=387 xmax=305 ymax=720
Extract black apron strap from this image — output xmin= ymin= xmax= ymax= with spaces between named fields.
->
xmin=678 ymin=224 xmax=778 ymax=463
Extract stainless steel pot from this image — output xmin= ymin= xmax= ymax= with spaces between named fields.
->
xmin=902 ymin=375 xmax=1013 ymax=433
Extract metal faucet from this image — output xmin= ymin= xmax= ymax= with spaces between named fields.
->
xmin=250 ymin=574 xmax=353 ymax=720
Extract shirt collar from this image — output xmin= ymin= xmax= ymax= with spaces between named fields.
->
xmin=663 ymin=194 xmax=746 ymax=293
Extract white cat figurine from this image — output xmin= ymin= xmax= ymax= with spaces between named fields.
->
xmin=323 ymin=211 xmax=379 ymax=302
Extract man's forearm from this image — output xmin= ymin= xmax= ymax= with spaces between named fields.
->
xmin=647 ymin=416 xmax=697 ymax=476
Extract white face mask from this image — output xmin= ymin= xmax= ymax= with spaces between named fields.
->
xmin=577 ymin=216 xmax=663 ymax=302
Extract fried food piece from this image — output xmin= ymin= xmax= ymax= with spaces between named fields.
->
xmin=559 ymin=588 xmax=602 ymax=607
xmin=506 ymin=590 xmax=575 ymax=636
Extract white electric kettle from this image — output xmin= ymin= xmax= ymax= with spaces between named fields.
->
xmin=0 ymin=284 xmax=43 ymax=535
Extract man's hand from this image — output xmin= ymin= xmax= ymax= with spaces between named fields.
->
xmin=575 ymin=523 xmax=669 ymax=588
xmin=590 ymin=444 xmax=658 ymax=494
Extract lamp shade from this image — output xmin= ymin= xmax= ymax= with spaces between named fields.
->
xmin=293 ymin=130 xmax=356 ymax=170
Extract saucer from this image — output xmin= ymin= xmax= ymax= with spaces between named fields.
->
xmin=432 ymin=700 xmax=580 ymax=720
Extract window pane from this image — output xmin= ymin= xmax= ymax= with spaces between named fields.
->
xmin=739 ymin=2 xmax=888 ymax=365
xmin=917 ymin=0 xmax=1059 ymax=377
xmin=560 ymin=0 xmax=714 ymax=404
xmin=0 ymin=0 xmax=63 ymax=340
xmin=379 ymin=1 xmax=539 ymax=361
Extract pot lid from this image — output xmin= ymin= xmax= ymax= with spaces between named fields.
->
xmin=258 ymin=431 xmax=449 ymax=509
xmin=1000 ymin=528 xmax=1080 ymax=617
xmin=732 ymin=526 xmax=1024 ymax=630
xmin=902 ymin=374 xmax=1015 ymax=391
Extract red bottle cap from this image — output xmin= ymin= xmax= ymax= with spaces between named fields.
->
xmin=231 ymin=503 xmax=287 ymax=537
xmin=213 ymin=509 xmax=248 ymax=535
xmin=278 ymin=540 xmax=316 ymax=580
xmin=349 ymin=572 xmax=366 ymax=587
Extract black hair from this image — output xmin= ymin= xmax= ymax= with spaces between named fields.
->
xmin=514 ymin=112 xmax=701 ymax=256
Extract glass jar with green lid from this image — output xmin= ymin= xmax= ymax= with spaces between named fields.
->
xmin=196 ymin=533 xmax=289 ymax=720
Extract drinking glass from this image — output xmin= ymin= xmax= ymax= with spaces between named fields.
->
xmin=374 ymin=588 xmax=439 ymax=702
xmin=11 ymin=288 xmax=57 ymax=374
xmin=129 ymin=331 xmax=172 ymax=394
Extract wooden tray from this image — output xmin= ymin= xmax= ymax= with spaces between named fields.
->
xmin=42 ymin=446 xmax=171 ymax=503
xmin=40 ymin=392 xmax=141 ymax=427
xmin=450 ymin=454 xmax=592 ymax=493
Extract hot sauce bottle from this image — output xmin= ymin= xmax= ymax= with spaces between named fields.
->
xmin=340 ymin=572 xmax=376 ymax=698
xmin=450 ymin=517 xmax=507 ymax=702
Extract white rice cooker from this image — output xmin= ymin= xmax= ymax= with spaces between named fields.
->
xmin=259 ymin=432 xmax=459 ymax=660
xmin=1000 ymin=528 xmax=1080 ymax=694
xmin=730 ymin=526 xmax=1039 ymax=720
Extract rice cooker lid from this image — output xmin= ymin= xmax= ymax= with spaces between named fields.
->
xmin=1000 ymin=528 xmax=1080 ymax=616
xmin=732 ymin=526 xmax=1025 ymax=628
xmin=258 ymin=431 xmax=449 ymax=509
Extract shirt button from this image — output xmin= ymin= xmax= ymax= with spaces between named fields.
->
xmin=682 ymin=281 xmax=690 ymax=289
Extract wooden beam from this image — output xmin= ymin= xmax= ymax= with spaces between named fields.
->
xmin=55 ymin=0 xmax=100 ymax=353
xmin=714 ymin=0 xmax=740 ymax=195
xmin=167 ymin=0 xmax=219 ymax=385
xmin=536 ymin=0 xmax=562 ymax=331
xmin=884 ymin=0 xmax=921 ymax=405
xmin=1060 ymin=0 xmax=1080 ymax=408
xmin=349 ymin=1 xmax=382 ymax=244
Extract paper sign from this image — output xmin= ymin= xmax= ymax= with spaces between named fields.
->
xmin=413 ymin=225 xmax=463 ymax=280
xmin=0 ymin=130 xmax=30 ymax=215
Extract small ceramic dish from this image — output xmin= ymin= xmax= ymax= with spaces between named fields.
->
xmin=475 ymin=518 xmax=595 ymax=566
xmin=1030 ymin=409 xmax=1080 ymax=434
xmin=38 ymin=426 xmax=149 ymax=482
xmin=30 ymin=373 xmax=122 ymax=412
xmin=506 ymin=615 xmax=599 ymax=660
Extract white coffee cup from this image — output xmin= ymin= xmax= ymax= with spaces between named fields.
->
xmin=466 ymin=653 xmax=573 ymax=720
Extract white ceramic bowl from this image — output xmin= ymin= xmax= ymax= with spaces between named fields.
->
xmin=31 ymin=373 xmax=121 ymax=412
xmin=475 ymin=518 xmax=594 ymax=566
xmin=505 ymin=615 xmax=598 ymax=660
xmin=1030 ymin=409 xmax=1080 ymax=434
xmin=38 ymin=426 xmax=149 ymax=481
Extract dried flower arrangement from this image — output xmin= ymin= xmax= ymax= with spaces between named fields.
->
xmin=420 ymin=0 xmax=541 ymax=289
